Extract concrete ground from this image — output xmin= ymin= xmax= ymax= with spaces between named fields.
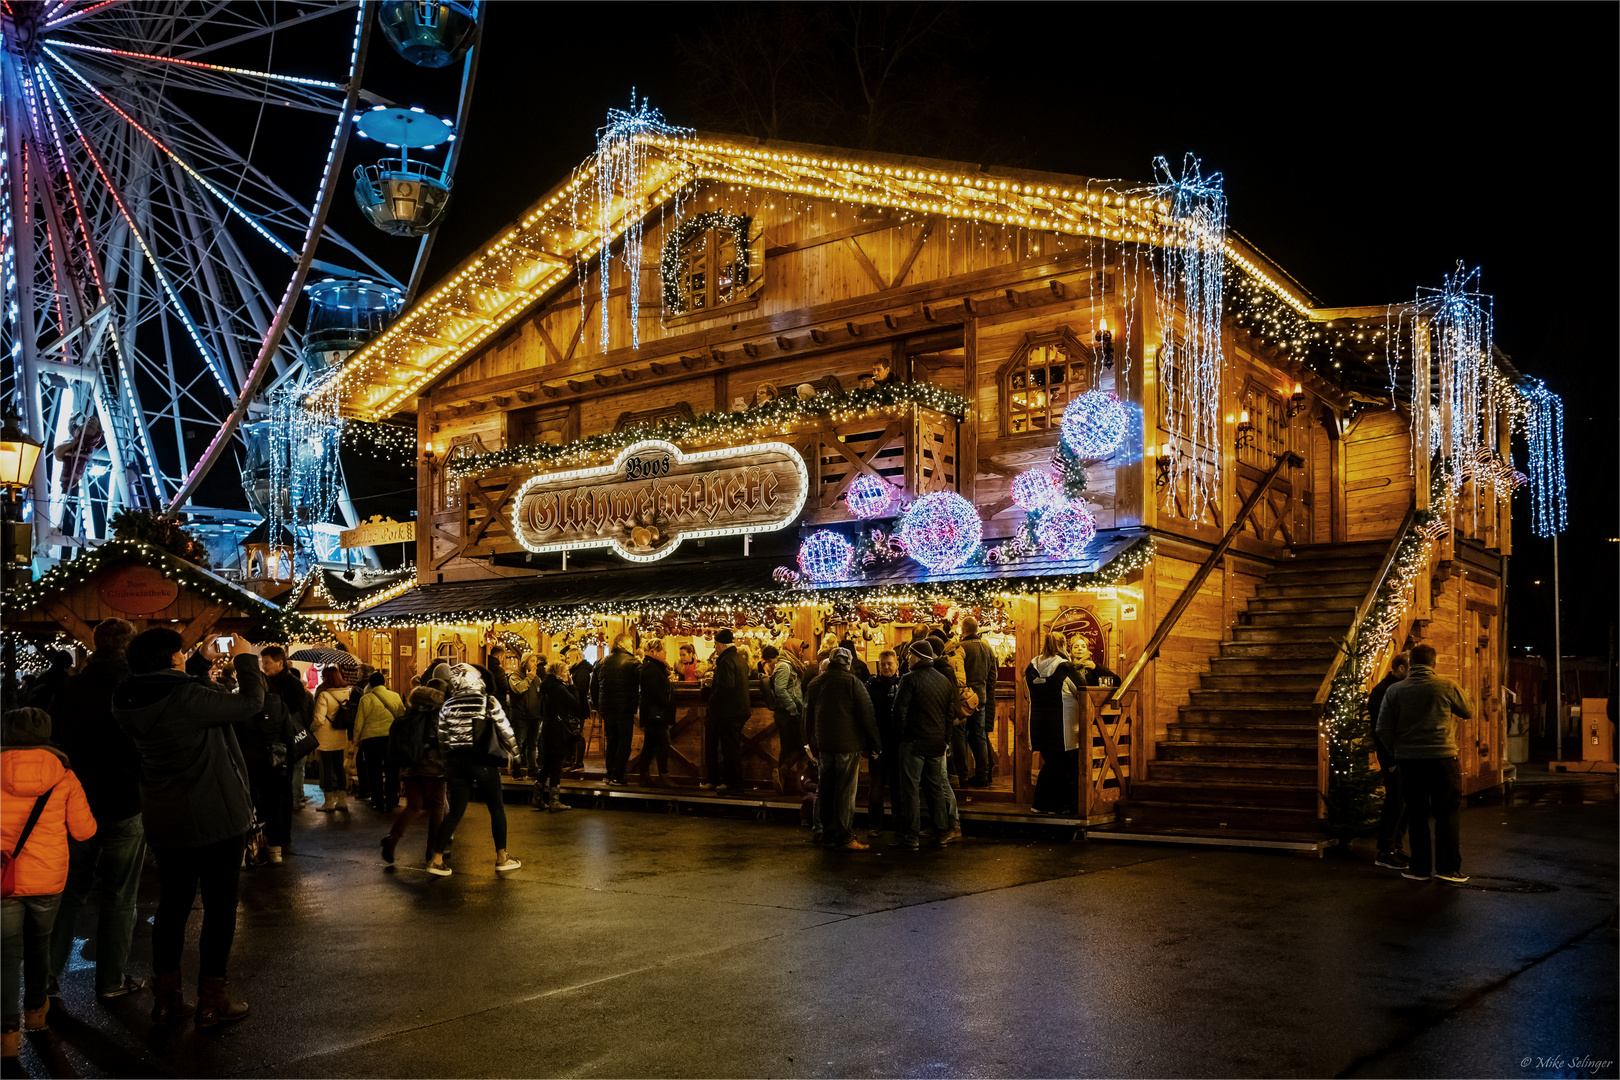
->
xmin=7 ymin=772 xmax=1616 ymax=1080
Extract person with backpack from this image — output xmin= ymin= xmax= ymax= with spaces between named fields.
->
xmin=427 ymin=664 xmax=520 ymax=877
xmin=507 ymin=656 xmax=543 ymax=782
xmin=533 ymin=660 xmax=582 ymax=813
xmin=354 ymin=673 xmax=405 ymax=813
xmin=2 ymin=708 xmax=98 ymax=1059
xmin=381 ymin=679 xmax=448 ymax=865
xmin=45 ymin=618 xmax=146 ymax=1001
xmin=311 ymin=667 xmax=353 ymax=814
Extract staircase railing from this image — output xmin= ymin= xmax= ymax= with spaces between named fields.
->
xmin=1110 ymin=450 xmax=1305 ymax=704
xmin=1307 ymin=500 xmax=1418 ymax=812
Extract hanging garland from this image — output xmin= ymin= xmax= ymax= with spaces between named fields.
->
xmin=448 ymin=382 xmax=970 ymax=480
xmin=660 ymin=211 xmax=750 ymax=315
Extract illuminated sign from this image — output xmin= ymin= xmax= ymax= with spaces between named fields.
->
xmin=340 ymin=516 xmax=418 ymax=549
xmin=510 ymin=438 xmax=808 ymax=562
xmin=98 ymin=565 xmax=180 ymax=615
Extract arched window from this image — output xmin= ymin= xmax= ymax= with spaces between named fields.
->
xmin=661 ymin=212 xmax=751 ymax=315
xmin=997 ymin=328 xmax=1095 ymax=437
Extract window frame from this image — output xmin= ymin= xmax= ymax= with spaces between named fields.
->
xmin=661 ymin=212 xmax=752 ymax=317
xmin=995 ymin=327 xmax=1096 ymax=439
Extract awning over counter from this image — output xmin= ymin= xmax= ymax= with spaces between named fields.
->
xmin=349 ymin=531 xmax=1153 ymax=627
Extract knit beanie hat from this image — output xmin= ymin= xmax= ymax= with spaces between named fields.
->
xmin=2 ymin=707 xmax=53 ymax=748
xmin=908 ymin=638 xmax=937 ymax=661
xmin=831 ymin=647 xmax=853 ymax=668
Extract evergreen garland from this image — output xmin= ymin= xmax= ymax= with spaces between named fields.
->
xmin=108 ymin=510 xmax=211 ymax=566
xmin=660 ymin=211 xmax=750 ymax=315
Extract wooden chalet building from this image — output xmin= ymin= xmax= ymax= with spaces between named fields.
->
xmin=336 ymin=127 xmax=1523 ymax=844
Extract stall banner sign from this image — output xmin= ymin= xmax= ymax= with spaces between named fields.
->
xmin=510 ymin=438 xmax=808 ymax=562
xmin=341 ymin=516 xmax=417 ymax=549
xmin=98 ymin=564 xmax=180 ymax=615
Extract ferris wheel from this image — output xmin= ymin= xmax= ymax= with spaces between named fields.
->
xmin=0 ymin=0 xmax=480 ymax=565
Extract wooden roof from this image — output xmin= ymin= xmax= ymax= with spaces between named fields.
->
xmin=324 ymin=131 xmax=1319 ymax=423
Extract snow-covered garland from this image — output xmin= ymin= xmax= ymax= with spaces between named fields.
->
xmin=659 ymin=211 xmax=750 ymax=315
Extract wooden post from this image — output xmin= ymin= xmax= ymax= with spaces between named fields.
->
xmin=416 ymin=393 xmax=434 ymax=582
xmin=1116 ymin=283 xmax=1148 ymax=529
xmin=1011 ymin=594 xmax=1039 ymax=806
xmin=961 ymin=316 xmax=979 ymax=505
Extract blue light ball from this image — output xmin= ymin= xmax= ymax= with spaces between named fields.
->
xmin=798 ymin=530 xmax=854 ymax=582
xmin=1061 ymin=390 xmax=1129 ymax=459
xmin=845 ymin=473 xmax=892 ymax=519
xmin=898 ymin=492 xmax=982 ymax=572
xmin=1034 ymin=499 xmax=1097 ymax=558
xmin=1011 ymin=468 xmax=1062 ymax=511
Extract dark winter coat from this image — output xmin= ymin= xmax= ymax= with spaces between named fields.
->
xmin=865 ymin=673 xmax=903 ymax=749
xmin=1376 ymin=665 xmax=1472 ymax=760
xmin=591 ymin=646 xmax=642 ymax=718
xmin=1026 ymin=656 xmax=1084 ymax=754
xmin=805 ymin=667 xmax=879 ymax=756
xmin=542 ymin=673 xmax=583 ymax=735
xmin=708 ymin=645 xmax=753 ymax=720
xmin=958 ymin=635 xmax=997 ymax=701
xmin=1368 ymin=672 xmax=1401 ymax=744
xmin=569 ymin=660 xmax=594 ymax=716
xmin=48 ymin=651 xmax=142 ymax=822
xmin=892 ymin=661 xmax=955 ymax=756
xmin=485 ymin=661 xmax=512 ymax=714
xmin=112 ymin=654 xmax=264 ymax=848
xmin=395 ymin=684 xmax=447 ymax=778
xmin=267 ymin=667 xmax=314 ymax=727
xmin=639 ymin=655 xmax=675 ymax=727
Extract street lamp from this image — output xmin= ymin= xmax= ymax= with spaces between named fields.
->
xmin=0 ymin=412 xmax=44 ymax=579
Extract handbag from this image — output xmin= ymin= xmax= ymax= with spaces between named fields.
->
xmin=472 ymin=695 xmax=508 ymax=763
xmin=2 ymin=786 xmax=57 ymax=898
xmin=284 ymin=712 xmax=319 ymax=762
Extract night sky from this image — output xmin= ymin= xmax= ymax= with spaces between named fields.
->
xmin=412 ymin=3 xmax=1617 ymax=659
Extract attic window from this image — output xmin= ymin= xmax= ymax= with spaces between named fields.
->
xmin=661 ymin=212 xmax=750 ymax=316
xmin=997 ymin=328 xmax=1095 ymax=437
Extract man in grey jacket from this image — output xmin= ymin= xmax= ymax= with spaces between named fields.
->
xmin=113 ymin=626 xmax=264 ymax=1028
xmin=1375 ymin=643 xmax=1473 ymax=885
xmin=806 ymin=649 xmax=879 ymax=850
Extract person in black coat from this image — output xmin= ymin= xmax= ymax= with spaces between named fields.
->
xmin=46 ymin=618 xmax=146 ymax=1000
xmin=590 ymin=635 xmax=642 ymax=784
xmin=806 ymin=649 xmax=880 ymax=850
xmin=1367 ymin=652 xmax=1411 ymax=869
xmin=1025 ymin=632 xmax=1085 ymax=816
xmin=534 ymin=662 xmax=581 ymax=812
xmin=889 ymin=639 xmax=961 ymax=848
xmin=705 ymin=630 xmax=753 ymax=793
xmin=566 ymin=647 xmax=593 ymax=773
xmin=635 ymin=641 xmax=675 ymax=785
xmin=864 ymin=651 xmax=903 ymax=836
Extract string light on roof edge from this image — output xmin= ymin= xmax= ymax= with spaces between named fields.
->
xmin=1060 ymin=390 xmax=1128 ymax=459
xmin=898 ymin=491 xmax=982 ymax=572
xmin=1151 ymin=154 xmax=1225 ymax=524
xmin=1522 ymin=379 xmax=1567 ymax=537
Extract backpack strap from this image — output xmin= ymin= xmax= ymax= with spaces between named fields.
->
xmin=10 ymin=785 xmax=58 ymax=859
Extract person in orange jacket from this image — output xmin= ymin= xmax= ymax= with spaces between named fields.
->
xmin=2 ymin=707 xmax=97 ymax=1059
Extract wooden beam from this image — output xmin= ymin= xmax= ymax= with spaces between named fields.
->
xmin=179 ymin=604 xmax=230 ymax=650
xmin=846 ymin=237 xmax=887 ymax=292
xmin=44 ymin=599 xmax=96 ymax=648
xmin=888 ymin=217 xmax=937 ymax=290
xmin=763 ymin=213 xmax=895 ymax=257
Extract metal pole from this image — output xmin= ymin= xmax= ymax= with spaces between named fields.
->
xmin=1552 ymin=533 xmax=1562 ymax=762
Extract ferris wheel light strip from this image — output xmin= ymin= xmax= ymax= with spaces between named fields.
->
xmin=38 ymin=64 xmax=234 ymax=404
xmin=42 ymin=0 xmax=123 ymax=30
xmin=44 ymin=48 xmax=297 ymax=257
xmin=47 ymin=40 xmax=346 ymax=90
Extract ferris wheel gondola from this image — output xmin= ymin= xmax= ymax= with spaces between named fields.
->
xmin=0 ymin=0 xmax=482 ymax=571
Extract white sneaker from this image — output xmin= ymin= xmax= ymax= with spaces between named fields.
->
xmin=268 ymin=847 xmax=283 ymax=865
xmin=495 ymin=858 xmax=521 ymax=873
xmin=426 ymin=864 xmax=452 ymax=877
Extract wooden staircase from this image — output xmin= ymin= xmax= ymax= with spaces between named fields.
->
xmin=1116 ymin=540 xmax=1390 ymax=841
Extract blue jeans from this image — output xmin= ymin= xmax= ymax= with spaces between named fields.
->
xmin=49 ymin=813 xmax=145 ymax=995
xmin=813 ymin=752 xmax=861 ymax=846
xmin=967 ymin=696 xmax=994 ymax=781
xmin=3 ymin=894 xmax=62 ymax=1030
xmin=895 ymin=741 xmax=959 ymax=842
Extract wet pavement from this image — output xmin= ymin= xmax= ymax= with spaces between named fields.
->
xmin=7 ymin=772 xmax=1616 ymax=1079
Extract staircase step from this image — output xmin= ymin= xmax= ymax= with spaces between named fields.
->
xmin=1278 ymin=552 xmax=1384 ymax=570
xmin=1241 ymin=610 xmax=1356 ymax=628
xmin=1264 ymin=568 xmax=1378 ymax=585
xmin=1115 ymin=800 xmax=1322 ymax=836
xmin=1231 ymin=625 xmax=1348 ymax=644
xmin=1245 ymin=596 xmax=1360 ymax=614
xmin=1208 ymin=658 xmax=1331 ymax=676
xmin=1197 ymin=673 xmax=1322 ymax=692
xmin=1187 ymin=689 xmax=1317 ymax=708
xmin=1157 ymin=740 xmax=1317 ymax=766
xmin=1148 ymin=760 xmax=1318 ymax=786
xmin=1217 ymin=641 xmax=1340 ymax=660
xmin=1169 ymin=721 xmax=1318 ymax=744
xmin=1255 ymin=581 xmax=1366 ymax=600
xmin=1128 ymin=780 xmax=1318 ymax=809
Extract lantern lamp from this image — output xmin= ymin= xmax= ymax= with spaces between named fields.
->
xmin=0 ymin=414 xmax=44 ymax=492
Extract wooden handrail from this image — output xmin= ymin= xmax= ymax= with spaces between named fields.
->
xmin=1109 ymin=450 xmax=1305 ymax=702
xmin=1307 ymin=500 xmax=1419 ymax=717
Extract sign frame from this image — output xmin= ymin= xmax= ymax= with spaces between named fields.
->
xmin=509 ymin=438 xmax=809 ymax=563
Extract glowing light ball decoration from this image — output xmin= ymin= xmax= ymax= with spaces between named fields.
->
xmin=1034 ymin=499 xmax=1098 ymax=558
xmin=1061 ymin=390 xmax=1129 ymax=459
xmin=798 ymin=530 xmax=855 ymax=582
xmin=1011 ymin=467 xmax=1062 ymax=511
xmin=898 ymin=492 xmax=982 ymax=572
xmin=845 ymin=473 xmax=893 ymax=519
